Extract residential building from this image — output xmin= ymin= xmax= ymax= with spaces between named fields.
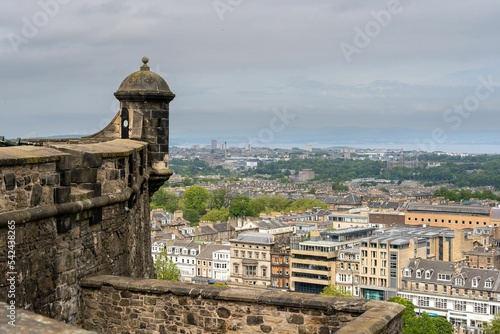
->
xmin=270 ymin=236 xmax=291 ymax=290
xmin=229 ymin=232 xmax=274 ymax=287
xmin=165 ymin=240 xmax=202 ymax=282
xmin=359 ymin=234 xmax=427 ymax=300
xmin=335 ymin=247 xmax=361 ymax=297
xmin=195 ymin=244 xmax=230 ymax=283
xmin=289 ymin=227 xmax=374 ymax=294
xmin=400 ymin=257 xmax=500 ymax=333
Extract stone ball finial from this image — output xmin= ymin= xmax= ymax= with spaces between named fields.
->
xmin=140 ymin=57 xmax=150 ymax=71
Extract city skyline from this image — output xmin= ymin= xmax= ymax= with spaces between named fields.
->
xmin=1 ymin=1 xmax=500 ymax=152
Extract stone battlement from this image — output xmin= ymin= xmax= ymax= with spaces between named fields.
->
xmin=79 ymin=275 xmax=403 ymax=334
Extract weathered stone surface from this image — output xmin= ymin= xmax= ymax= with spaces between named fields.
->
xmin=79 ymin=276 xmax=403 ymax=334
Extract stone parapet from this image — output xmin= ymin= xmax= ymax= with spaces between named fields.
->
xmin=80 ymin=275 xmax=404 ymax=334
xmin=0 ymin=302 xmax=96 ymax=334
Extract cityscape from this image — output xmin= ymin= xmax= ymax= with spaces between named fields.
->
xmin=1 ymin=1 xmax=500 ymax=333
xmin=151 ymin=141 xmax=500 ymax=334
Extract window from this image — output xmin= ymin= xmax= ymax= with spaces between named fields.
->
xmin=262 ymin=267 xmax=267 ymax=277
xmin=416 ymin=270 xmax=423 ymax=278
xmin=472 ymin=277 xmax=479 ymax=288
xmin=241 ymin=251 xmax=245 ymax=258
xmin=415 ymin=283 xmax=419 ymax=290
xmin=454 ymin=301 xmax=466 ymax=311
xmin=485 ymin=278 xmax=494 ymax=288
xmin=425 ymin=270 xmax=433 ymax=279
xmin=437 ymin=273 xmax=451 ymax=281
xmin=244 ymin=266 xmax=257 ymax=276
xmin=435 ymin=298 xmax=447 ymax=309
xmin=474 ymin=302 xmax=488 ymax=314
xmin=234 ymin=250 xmax=239 ymax=257
xmin=418 ymin=296 xmax=429 ymax=307
xmin=234 ymin=264 xmax=239 ymax=274
xmin=455 ymin=278 xmax=463 ymax=286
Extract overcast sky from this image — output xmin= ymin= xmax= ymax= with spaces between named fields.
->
xmin=1 ymin=0 xmax=499 ymax=149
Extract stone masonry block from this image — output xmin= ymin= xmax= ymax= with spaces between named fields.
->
xmin=54 ymin=187 xmax=71 ymax=204
xmin=56 ymin=154 xmax=72 ymax=171
xmin=72 ymin=168 xmax=97 ymax=183
xmin=4 ymin=172 xmax=15 ymax=191
xmin=83 ymin=153 xmax=103 ymax=168
xmin=60 ymin=171 xmax=71 ymax=186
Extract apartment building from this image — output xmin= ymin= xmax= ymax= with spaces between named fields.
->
xmin=229 ymin=232 xmax=274 ymax=287
xmin=358 ymin=234 xmax=427 ymax=300
xmin=335 ymin=247 xmax=361 ymax=297
xmin=270 ymin=241 xmax=290 ymax=290
xmin=195 ymin=244 xmax=230 ymax=283
xmin=400 ymin=257 xmax=500 ymax=333
xmin=289 ymin=227 xmax=374 ymax=294
xmin=165 ymin=239 xmax=203 ymax=282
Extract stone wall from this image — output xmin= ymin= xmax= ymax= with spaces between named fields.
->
xmin=80 ymin=275 xmax=404 ymax=334
xmin=0 ymin=140 xmax=155 ymax=325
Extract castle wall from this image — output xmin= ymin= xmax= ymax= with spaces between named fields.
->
xmin=80 ymin=275 xmax=404 ymax=334
xmin=0 ymin=140 xmax=155 ymax=325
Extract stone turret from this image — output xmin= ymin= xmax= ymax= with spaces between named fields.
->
xmin=88 ymin=57 xmax=175 ymax=194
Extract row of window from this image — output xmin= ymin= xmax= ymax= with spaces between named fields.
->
xmin=407 ymin=217 xmax=488 ymax=225
xmin=234 ymin=250 xmax=267 ymax=260
xmin=400 ymin=294 xmax=491 ymax=314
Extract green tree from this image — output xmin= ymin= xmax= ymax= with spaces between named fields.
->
xmin=229 ymin=196 xmax=256 ymax=217
xmin=388 ymin=297 xmax=452 ymax=334
xmin=485 ymin=313 xmax=500 ymax=334
xmin=287 ymin=198 xmax=327 ymax=211
xmin=183 ymin=186 xmax=209 ymax=213
xmin=431 ymin=316 xmax=453 ymax=334
xmin=201 ymin=208 xmax=230 ymax=223
xmin=150 ymin=190 xmax=180 ymax=212
xmin=183 ymin=208 xmax=200 ymax=225
xmin=208 ymin=188 xmax=231 ymax=210
xmin=332 ymin=182 xmax=348 ymax=191
xmin=154 ymin=249 xmax=181 ymax=281
xmin=320 ymin=285 xmax=352 ymax=297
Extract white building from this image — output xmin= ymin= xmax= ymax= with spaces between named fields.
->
xmin=166 ymin=240 xmax=203 ymax=282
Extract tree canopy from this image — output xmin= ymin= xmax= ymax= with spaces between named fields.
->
xmin=320 ymin=284 xmax=352 ymax=297
xmin=183 ymin=186 xmax=210 ymax=213
xmin=485 ymin=313 xmax=500 ymax=334
xmin=154 ymin=249 xmax=181 ymax=281
xmin=387 ymin=297 xmax=453 ymax=334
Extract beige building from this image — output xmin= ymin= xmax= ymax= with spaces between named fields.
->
xmin=289 ymin=227 xmax=375 ymax=294
xmin=358 ymin=235 xmax=427 ymax=300
xmin=404 ymin=204 xmax=493 ymax=229
xmin=229 ymin=232 xmax=274 ymax=287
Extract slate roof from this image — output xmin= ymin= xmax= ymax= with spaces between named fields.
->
xmin=230 ymin=232 xmax=274 ymax=245
xmin=403 ymin=258 xmax=500 ymax=292
xmin=406 ymin=204 xmax=491 ymax=216
xmin=197 ymin=244 xmax=230 ymax=260
xmin=336 ymin=193 xmax=362 ymax=205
